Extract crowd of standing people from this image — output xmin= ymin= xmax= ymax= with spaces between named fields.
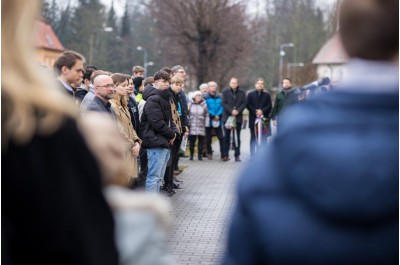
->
xmin=4 ymin=0 xmax=397 ymax=264
xmin=54 ymin=48 xmax=304 ymax=197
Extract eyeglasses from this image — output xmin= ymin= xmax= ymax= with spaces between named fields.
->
xmin=96 ymin=84 xmax=116 ymax=89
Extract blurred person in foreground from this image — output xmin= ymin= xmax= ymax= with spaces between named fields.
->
xmin=2 ymin=1 xmax=177 ymax=264
xmin=222 ymin=0 xmax=399 ymax=264
xmin=1 ymin=0 xmax=120 ymax=263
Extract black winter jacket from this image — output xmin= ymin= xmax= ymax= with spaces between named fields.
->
xmin=140 ymin=86 xmax=177 ymax=149
xmin=246 ymin=90 xmax=272 ymax=128
xmin=221 ymin=87 xmax=247 ymax=123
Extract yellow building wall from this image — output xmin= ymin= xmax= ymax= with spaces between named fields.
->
xmin=36 ymin=48 xmax=63 ymax=68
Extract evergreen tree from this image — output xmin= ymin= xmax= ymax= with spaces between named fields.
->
xmin=42 ymin=0 xmax=58 ymax=27
xmin=120 ymin=2 xmax=131 ymax=38
xmin=65 ymin=0 xmax=107 ymax=67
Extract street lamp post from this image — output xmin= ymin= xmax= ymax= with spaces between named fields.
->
xmin=287 ymin=63 xmax=304 ymax=83
xmin=89 ymin=27 xmax=113 ymax=65
xmin=137 ymin=46 xmax=151 ymax=77
xmin=144 ymin=61 xmax=154 ymax=76
xmin=279 ymin=43 xmax=294 ymax=88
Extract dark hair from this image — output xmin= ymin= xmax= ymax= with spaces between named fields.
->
xmin=255 ymin=78 xmax=265 ymax=83
xmin=160 ymin=67 xmax=173 ymax=76
xmin=153 ymin=71 xmax=171 ymax=82
xmin=85 ymin=65 xmax=98 ymax=71
xmin=132 ymin=76 xmax=144 ymax=90
xmin=282 ymin=77 xmax=291 ymax=83
xmin=83 ymin=68 xmax=95 ymax=81
xmin=339 ymin=0 xmax=398 ymax=60
xmin=54 ymin=50 xmax=85 ymax=74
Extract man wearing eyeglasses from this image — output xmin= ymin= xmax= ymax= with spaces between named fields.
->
xmin=81 ymin=75 xmax=116 ymax=114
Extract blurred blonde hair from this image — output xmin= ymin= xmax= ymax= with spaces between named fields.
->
xmin=1 ymin=0 xmax=77 ymax=148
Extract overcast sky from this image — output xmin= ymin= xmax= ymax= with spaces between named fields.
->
xmin=102 ymin=0 xmax=338 ymax=18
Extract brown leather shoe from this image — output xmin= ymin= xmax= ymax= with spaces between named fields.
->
xmin=208 ymin=154 xmax=212 ymax=160
xmin=222 ymin=156 xmax=229 ymax=161
xmin=235 ymin=156 xmax=241 ymax=162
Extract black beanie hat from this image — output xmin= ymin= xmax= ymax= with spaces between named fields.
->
xmin=132 ymin=77 xmax=144 ymax=91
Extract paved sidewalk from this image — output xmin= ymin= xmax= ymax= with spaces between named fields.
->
xmin=166 ymin=128 xmax=252 ymax=265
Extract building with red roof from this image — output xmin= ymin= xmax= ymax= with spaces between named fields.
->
xmin=35 ymin=19 xmax=64 ymax=67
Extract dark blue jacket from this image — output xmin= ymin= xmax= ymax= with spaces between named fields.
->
xmin=223 ymin=90 xmax=399 ymax=265
xmin=127 ymin=96 xmax=140 ymax=133
xmin=204 ymin=92 xmax=223 ymax=127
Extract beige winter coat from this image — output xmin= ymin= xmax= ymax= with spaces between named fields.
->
xmin=110 ymin=98 xmax=141 ymax=180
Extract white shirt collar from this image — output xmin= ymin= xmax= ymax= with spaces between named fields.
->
xmin=58 ymin=78 xmax=74 ymax=93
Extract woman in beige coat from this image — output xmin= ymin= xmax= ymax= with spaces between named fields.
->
xmin=110 ymin=73 xmax=141 ymax=182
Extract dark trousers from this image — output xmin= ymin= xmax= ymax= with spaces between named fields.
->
xmin=136 ymin=148 xmax=148 ymax=189
xmin=189 ymin=135 xmax=205 ymax=158
xmin=172 ymin=137 xmax=182 ymax=171
xmin=163 ymin=148 xmax=174 ymax=192
xmin=223 ymin=123 xmax=242 ymax=157
xmin=206 ymin=126 xmax=223 ymax=156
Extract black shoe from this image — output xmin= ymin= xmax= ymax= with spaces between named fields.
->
xmin=235 ymin=156 xmax=241 ymax=162
xmin=189 ymin=156 xmax=193 ymax=160
xmin=173 ymin=183 xmax=184 ymax=190
xmin=166 ymin=190 xmax=176 ymax=196
xmin=179 ymin=152 xmax=189 ymax=158
xmin=198 ymin=156 xmax=203 ymax=161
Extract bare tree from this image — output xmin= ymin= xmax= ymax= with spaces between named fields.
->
xmin=148 ymin=0 xmax=254 ymax=90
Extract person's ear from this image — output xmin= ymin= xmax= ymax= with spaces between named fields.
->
xmin=61 ymin=66 xmax=69 ymax=75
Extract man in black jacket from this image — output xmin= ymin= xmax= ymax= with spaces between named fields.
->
xmin=221 ymin=77 xmax=247 ymax=162
xmin=246 ymin=78 xmax=272 ymax=157
xmin=140 ymin=71 xmax=178 ymax=192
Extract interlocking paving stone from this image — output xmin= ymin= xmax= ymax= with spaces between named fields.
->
xmin=166 ymin=129 xmax=253 ymax=265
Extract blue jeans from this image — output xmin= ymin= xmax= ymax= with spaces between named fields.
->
xmin=145 ymin=148 xmax=170 ymax=192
